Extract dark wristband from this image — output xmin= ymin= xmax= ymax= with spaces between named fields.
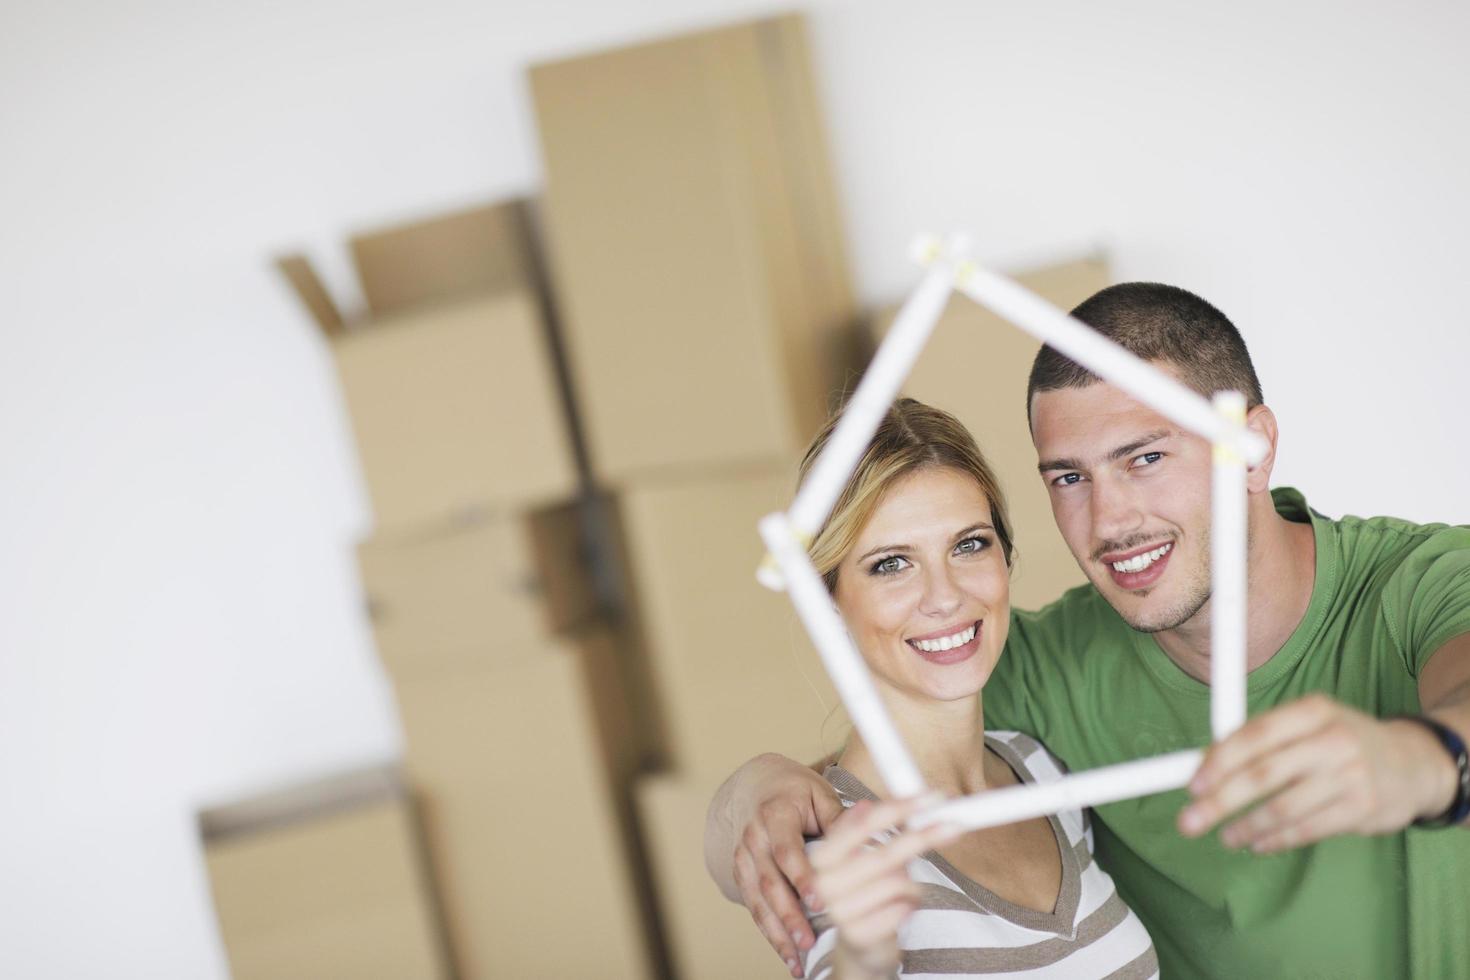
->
xmin=1394 ymin=715 xmax=1470 ymax=829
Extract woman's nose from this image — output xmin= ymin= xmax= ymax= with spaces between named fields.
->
xmin=918 ymin=564 xmax=964 ymax=617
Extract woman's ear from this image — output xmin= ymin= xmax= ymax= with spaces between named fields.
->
xmin=1244 ymin=404 xmax=1279 ymax=495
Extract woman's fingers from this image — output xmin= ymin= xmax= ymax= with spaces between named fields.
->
xmin=824 ymin=865 xmax=920 ymax=926
xmin=812 ymin=795 xmax=953 ymax=868
xmin=838 ymin=895 xmax=919 ymax=966
xmin=816 ymin=819 xmax=960 ymax=902
xmin=813 ymin=799 xmax=903 ymax=867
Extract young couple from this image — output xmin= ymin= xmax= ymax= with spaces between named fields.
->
xmin=703 ymin=284 xmax=1470 ymax=979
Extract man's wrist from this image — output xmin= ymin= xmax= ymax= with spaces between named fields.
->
xmin=1390 ymin=715 xmax=1470 ymax=826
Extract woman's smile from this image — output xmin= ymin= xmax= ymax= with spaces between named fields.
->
xmin=906 ymin=619 xmax=982 ymax=665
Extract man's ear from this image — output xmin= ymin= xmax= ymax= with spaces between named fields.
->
xmin=1244 ymin=404 xmax=1279 ymax=494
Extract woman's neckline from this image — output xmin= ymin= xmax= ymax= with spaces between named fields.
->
xmin=823 ymin=733 xmax=1083 ymax=937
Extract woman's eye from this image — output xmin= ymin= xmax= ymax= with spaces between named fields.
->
xmin=955 ymin=536 xmax=990 ymax=555
xmin=870 ymin=555 xmax=909 ymax=576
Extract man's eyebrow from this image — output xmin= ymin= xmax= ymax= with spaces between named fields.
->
xmin=1037 ymin=430 xmax=1173 ymax=473
xmin=1037 ymin=455 xmax=1082 ymax=474
xmin=855 ymin=522 xmax=995 ymax=563
xmin=1106 ymin=429 xmax=1173 ymax=463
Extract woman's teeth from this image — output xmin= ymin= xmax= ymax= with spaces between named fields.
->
xmin=1111 ymin=543 xmax=1172 ymax=574
xmin=912 ymin=623 xmax=977 ymax=653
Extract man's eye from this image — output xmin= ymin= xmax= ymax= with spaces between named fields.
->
xmin=870 ymin=555 xmax=909 ymax=576
xmin=1051 ymin=472 xmax=1083 ymax=487
xmin=955 ymin=536 xmax=990 ymax=555
xmin=1133 ymin=451 xmax=1164 ymax=468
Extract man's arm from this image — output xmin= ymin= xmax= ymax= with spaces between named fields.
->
xmin=1180 ymin=633 xmax=1470 ymax=848
xmin=704 ymin=753 xmax=847 ymax=978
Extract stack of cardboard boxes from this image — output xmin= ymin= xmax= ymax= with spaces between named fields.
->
xmin=527 ymin=15 xmax=855 ymax=979
xmin=260 ymin=201 xmax=658 ymax=978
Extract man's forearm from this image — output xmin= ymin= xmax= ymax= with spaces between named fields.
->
xmin=704 ymin=763 xmax=748 ymax=901
xmin=705 ymin=752 xmax=843 ymax=902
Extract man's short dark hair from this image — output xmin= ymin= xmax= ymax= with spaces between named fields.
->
xmin=1026 ymin=282 xmax=1263 ymax=426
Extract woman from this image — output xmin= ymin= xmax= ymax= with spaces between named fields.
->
xmin=796 ymin=398 xmax=1155 ymax=979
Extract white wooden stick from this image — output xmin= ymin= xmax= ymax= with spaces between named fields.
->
xmin=1210 ymin=391 xmax=1249 ymax=739
xmin=758 ymin=260 xmax=956 ymax=591
xmin=758 ymin=511 xmax=928 ymax=799
xmin=954 ymin=265 xmax=1268 ymax=465
xmin=912 ymin=750 xmax=1203 ymax=832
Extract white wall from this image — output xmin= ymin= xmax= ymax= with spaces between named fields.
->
xmin=1 ymin=1 xmax=1465 ymax=975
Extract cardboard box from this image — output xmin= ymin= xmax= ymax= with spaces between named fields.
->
xmin=612 ymin=465 xmax=841 ymax=776
xmin=358 ymin=500 xmax=597 ymax=681
xmin=530 ymin=14 xmax=858 ymax=484
xmin=202 ymin=769 xmax=448 ymax=980
xmin=394 ymin=628 xmax=657 ymax=979
xmin=331 ymin=291 xmax=577 ymax=535
xmin=350 ymin=201 xmax=539 ymax=317
xmin=638 ymin=773 xmax=793 ymax=980
xmin=277 ymin=198 xmax=578 ymax=538
xmin=875 ymin=257 xmax=1110 ymax=611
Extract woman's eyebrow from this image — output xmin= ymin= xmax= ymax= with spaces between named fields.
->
xmin=856 ymin=542 xmax=911 ymax=562
xmin=856 ymin=522 xmax=995 ymax=562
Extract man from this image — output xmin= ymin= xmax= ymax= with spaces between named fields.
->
xmin=704 ymin=283 xmax=1470 ymax=978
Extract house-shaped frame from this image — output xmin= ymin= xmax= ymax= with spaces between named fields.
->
xmin=756 ymin=236 xmax=1269 ymax=831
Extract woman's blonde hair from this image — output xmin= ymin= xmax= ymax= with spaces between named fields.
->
xmin=800 ymin=397 xmax=1016 ymax=591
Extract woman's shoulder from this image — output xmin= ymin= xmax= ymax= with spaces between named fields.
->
xmin=984 ymin=729 xmax=1070 ymax=783
xmin=984 ymin=730 xmax=1093 ymax=843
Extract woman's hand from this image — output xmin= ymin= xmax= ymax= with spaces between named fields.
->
xmin=810 ymin=798 xmax=963 ymax=979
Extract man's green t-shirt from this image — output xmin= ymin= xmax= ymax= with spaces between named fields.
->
xmin=986 ymin=488 xmax=1470 ymax=979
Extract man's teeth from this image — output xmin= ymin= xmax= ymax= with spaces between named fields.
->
xmin=913 ymin=623 xmax=977 ymax=653
xmin=1111 ymin=543 xmax=1172 ymax=574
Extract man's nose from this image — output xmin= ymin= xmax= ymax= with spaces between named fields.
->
xmin=1091 ymin=475 xmax=1144 ymax=544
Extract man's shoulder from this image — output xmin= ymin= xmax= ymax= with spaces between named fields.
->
xmin=1322 ymin=500 xmax=1470 ymax=586
xmin=1280 ymin=486 xmax=1467 ymax=558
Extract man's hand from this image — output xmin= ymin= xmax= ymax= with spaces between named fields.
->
xmin=1178 ymin=693 xmax=1460 ymax=851
xmin=705 ymin=753 xmax=846 ymax=977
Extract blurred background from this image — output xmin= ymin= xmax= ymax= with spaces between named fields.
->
xmin=3 ymin=1 xmax=1468 ymax=977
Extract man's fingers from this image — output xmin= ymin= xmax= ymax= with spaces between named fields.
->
xmin=1190 ymin=693 xmax=1338 ymax=795
xmin=1247 ymin=797 xmax=1361 ymax=854
xmin=1180 ymin=727 xmax=1354 ymax=836
xmin=759 ymin=864 xmax=816 ymax=953
xmin=734 ymin=846 xmax=806 ymax=973
xmin=747 ymin=798 xmax=821 ymax=944
xmin=772 ymin=838 xmax=821 ymax=913
xmin=811 ymin=785 xmax=848 ymax=835
xmin=1219 ymin=775 xmax=1348 ymax=850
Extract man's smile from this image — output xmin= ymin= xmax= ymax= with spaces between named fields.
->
xmin=1100 ymin=541 xmax=1175 ymax=590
